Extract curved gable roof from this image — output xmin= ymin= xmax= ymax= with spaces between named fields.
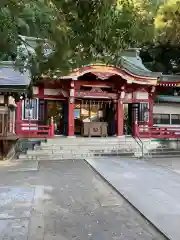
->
xmin=61 ymin=49 xmax=161 ymax=86
xmin=63 ymin=63 xmax=158 ymax=85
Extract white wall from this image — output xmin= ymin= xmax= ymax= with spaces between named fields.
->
xmin=153 ymin=102 xmax=180 ymax=127
xmin=153 ymin=103 xmax=180 ymax=115
xmin=133 ymin=91 xmax=148 ymax=100
xmin=44 ymin=88 xmax=60 ymax=96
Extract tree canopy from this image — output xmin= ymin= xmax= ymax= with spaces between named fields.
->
xmin=140 ymin=0 xmax=180 ymax=74
xmin=155 ymin=0 xmax=180 ymax=44
xmin=1 ymin=0 xmax=180 ymax=76
xmin=0 ymin=1 xmax=59 ymax=55
xmin=39 ymin=0 xmax=151 ymax=76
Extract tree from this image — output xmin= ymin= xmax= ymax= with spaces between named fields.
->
xmin=140 ymin=43 xmax=180 ymax=74
xmin=38 ymin=0 xmax=156 ymax=77
xmin=140 ymin=0 xmax=180 ymax=74
xmin=40 ymin=0 xmax=137 ymax=72
xmin=0 ymin=0 xmax=66 ymax=60
xmin=0 ymin=0 xmax=159 ymax=77
xmin=123 ymin=0 xmax=155 ymax=46
xmin=155 ymin=0 xmax=180 ymax=44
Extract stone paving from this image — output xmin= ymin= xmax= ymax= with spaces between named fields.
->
xmin=0 ymin=160 xmax=38 ymax=173
xmin=0 ymin=159 xmax=166 ymax=240
xmin=149 ymin=158 xmax=180 ymax=175
xmin=86 ymin=157 xmax=180 ymax=240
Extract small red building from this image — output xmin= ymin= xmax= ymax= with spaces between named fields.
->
xmin=16 ymin=49 xmax=180 ymax=139
xmin=0 ymin=61 xmax=31 ymax=159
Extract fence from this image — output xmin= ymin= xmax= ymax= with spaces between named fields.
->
xmin=135 ymin=122 xmax=180 ymax=139
xmin=0 ymin=119 xmax=54 ymax=138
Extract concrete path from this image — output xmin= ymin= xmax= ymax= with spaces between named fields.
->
xmin=0 ymin=160 xmax=38 ymax=172
xmin=86 ymin=157 xmax=180 ymax=240
xmin=150 ymin=158 xmax=180 ymax=175
xmin=0 ymin=159 xmax=165 ymax=240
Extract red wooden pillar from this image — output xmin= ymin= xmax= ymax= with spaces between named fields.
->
xmin=149 ymin=93 xmax=154 ymax=126
xmin=116 ymin=100 xmax=124 ymax=136
xmin=50 ymin=117 xmax=55 ymax=137
xmin=134 ymin=121 xmax=139 ymax=137
xmin=68 ymin=80 xmax=75 ymax=137
xmin=16 ymin=101 xmax=22 ymax=135
xmin=67 ymin=98 xmax=74 ymax=136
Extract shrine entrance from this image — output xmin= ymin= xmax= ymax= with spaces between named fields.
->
xmin=124 ymin=102 xmax=150 ymax=135
xmin=46 ymin=100 xmax=64 ymax=135
xmin=74 ymin=99 xmax=116 ymax=136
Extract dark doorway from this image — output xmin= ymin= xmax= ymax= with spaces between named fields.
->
xmin=45 ymin=100 xmax=64 ymax=135
xmin=124 ymin=103 xmax=140 ymax=135
xmin=124 ymin=102 xmax=149 ymax=136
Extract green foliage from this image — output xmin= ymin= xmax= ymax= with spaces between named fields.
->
xmin=38 ymin=0 xmax=156 ymax=76
xmin=141 ymin=0 xmax=180 ymax=74
xmin=0 ymin=0 xmax=63 ymax=59
xmin=155 ymin=0 xmax=180 ymax=44
xmin=140 ymin=43 xmax=180 ymax=74
xmin=1 ymin=0 xmax=180 ymax=77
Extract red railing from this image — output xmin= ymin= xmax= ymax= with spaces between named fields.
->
xmin=16 ymin=120 xmax=54 ymax=138
xmin=135 ymin=122 xmax=180 ymax=138
xmin=0 ymin=119 xmax=54 ymax=138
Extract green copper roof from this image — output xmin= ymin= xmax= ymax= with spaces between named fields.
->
xmin=120 ymin=49 xmax=180 ymax=83
xmin=120 ymin=49 xmax=161 ymax=78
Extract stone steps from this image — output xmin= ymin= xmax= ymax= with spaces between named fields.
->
xmin=19 ymin=152 xmax=135 ymax=160
xmin=15 ymin=137 xmax=180 ymax=161
xmin=145 ymin=141 xmax=180 ymax=158
xmin=17 ymin=137 xmax=140 ymax=161
xmin=28 ymin=148 xmax=135 ymax=154
xmin=34 ymin=145 xmax=135 ymax=152
xmin=150 ymin=149 xmax=180 ymax=158
xmin=43 ymin=137 xmax=137 ymax=143
xmin=151 ymin=148 xmax=180 ymax=152
xmin=40 ymin=141 xmax=136 ymax=147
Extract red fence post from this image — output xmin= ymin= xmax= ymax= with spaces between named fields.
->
xmin=134 ymin=121 xmax=139 ymax=137
xmin=50 ymin=117 xmax=54 ymax=137
xmin=116 ymin=100 xmax=124 ymax=136
xmin=67 ymin=97 xmax=75 ymax=137
xmin=148 ymin=93 xmax=154 ymax=127
xmin=15 ymin=102 xmax=22 ymax=136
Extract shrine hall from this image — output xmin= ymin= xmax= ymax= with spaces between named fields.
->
xmin=14 ymin=49 xmax=180 ymax=139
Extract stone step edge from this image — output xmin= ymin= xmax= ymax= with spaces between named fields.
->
xmin=26 ymin=151 xmax=137 ymax=155
xmin=18 ymin=153 xmax=135 ymax=159
xmin=40 ymin=142 xmax=137 ymax=147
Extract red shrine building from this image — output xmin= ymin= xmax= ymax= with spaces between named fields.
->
xmin=15 ymin=49 xmax=180 ymax=139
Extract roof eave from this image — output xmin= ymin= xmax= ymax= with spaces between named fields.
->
xmin=0 ymin=85 xmax=28 ymax=93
